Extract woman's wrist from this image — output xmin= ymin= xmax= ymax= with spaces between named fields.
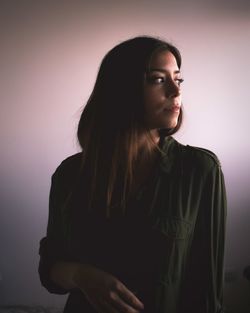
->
xmin=50 ymin=261 xmax=84 ymax=290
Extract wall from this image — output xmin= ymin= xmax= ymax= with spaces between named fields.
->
xmin=0 ymin=0 xmax=249 ymax=312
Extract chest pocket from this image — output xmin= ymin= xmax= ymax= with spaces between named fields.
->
xmin=151 ymin=217 xmax=193 ymax=284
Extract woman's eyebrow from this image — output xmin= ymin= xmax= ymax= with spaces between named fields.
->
xmin=148 ymin=68 xmax=180 ymax=74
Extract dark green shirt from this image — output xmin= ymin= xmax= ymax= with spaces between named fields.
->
xmin=39 ymin=136 xmax=227 ymax=313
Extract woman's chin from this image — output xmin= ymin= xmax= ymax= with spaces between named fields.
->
xmin=163 ymin=119 xmax=178 ymax=130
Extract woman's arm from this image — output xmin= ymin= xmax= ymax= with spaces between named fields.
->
xmin=38 ymin=167 xmax=73 ymax=294
xmin=38 ymin=163 xmax=145 ymax=312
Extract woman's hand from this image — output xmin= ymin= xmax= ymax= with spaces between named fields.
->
xmin=73 ymin=264 xmax=144 ymax=313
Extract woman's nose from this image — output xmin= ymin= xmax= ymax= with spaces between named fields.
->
xmin=165 ymin=81 xmax=181 ymax=98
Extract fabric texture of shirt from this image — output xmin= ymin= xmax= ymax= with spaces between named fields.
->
xmin=39 ymin=136 xmax=227 ymax=313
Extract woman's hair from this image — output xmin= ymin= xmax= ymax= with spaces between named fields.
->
xmin=77 ymin=36 xmax=183 ymax=217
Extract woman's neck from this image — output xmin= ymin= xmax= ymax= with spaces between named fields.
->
xmin=137 ymin=129 xmax=160 ymax=152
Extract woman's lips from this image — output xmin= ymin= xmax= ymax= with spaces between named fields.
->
xmin=164 ymin=105 xmax=180 ymax=113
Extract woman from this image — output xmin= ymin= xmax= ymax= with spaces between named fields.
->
xmin=39 ymin=36 xmax=227 ymax=313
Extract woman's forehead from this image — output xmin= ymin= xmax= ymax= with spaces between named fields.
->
xmin=148 ymin=50 xmax=179 ymax=71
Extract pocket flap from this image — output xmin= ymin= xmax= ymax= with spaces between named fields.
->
xmin=152 ymin=218 xmax=192 ymax=239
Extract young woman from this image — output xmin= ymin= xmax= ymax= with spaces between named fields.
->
xmin=39 ymin=36 xmax=227 ymax=313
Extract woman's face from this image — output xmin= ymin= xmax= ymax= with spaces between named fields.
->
xmin=143 ymin=50 xmax=183 ymax=130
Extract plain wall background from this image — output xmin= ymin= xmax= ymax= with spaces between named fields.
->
xmin=0 ymin=0 xmax=250 ymax=312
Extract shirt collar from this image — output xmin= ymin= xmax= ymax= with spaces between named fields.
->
xmin=158 ymin=136 xmax=179 ymax=174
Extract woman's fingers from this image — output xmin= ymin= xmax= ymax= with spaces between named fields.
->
xmin=115 ymin=283 xmax=144 ymax=311
xmin=93 ymin=284 xmax=144 ymax=313
xmin=102 ymin=299 xmax=124 ymax=313
xmin=76 ymin=264 xmax=144 ymax=313
xmin=85 ymin=295 xmax=118 ymax=313
xmin=109 ymin=290 xmax=142 ymax=313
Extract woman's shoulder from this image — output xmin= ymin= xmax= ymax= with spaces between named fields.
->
xmin=184 ymin=143 xmax=221 ymax=168
xmin=58 ymin=152 xmax=83 ymax=168
xmin=53 ymin=152 xmax=83 ymax=182
xmin=163 ymin=137 xmax=222 ymax=174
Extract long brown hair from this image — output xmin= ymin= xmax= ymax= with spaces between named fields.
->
xmin=77 ymin=36 xmax=183 ymax=217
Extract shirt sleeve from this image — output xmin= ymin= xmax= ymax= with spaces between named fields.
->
xmin=179 ymin=161 xmax=227 ymax=313
xmin=38 ymin=168 xmax=71 ymax=294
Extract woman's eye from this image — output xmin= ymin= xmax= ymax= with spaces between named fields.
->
xmin=176 ymin=78 xmax=184 ymax=86
xmin=148 ymin=76 xmax=165 ymax=84
xmin=147 ymin=76 xmax=184 ymax=86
